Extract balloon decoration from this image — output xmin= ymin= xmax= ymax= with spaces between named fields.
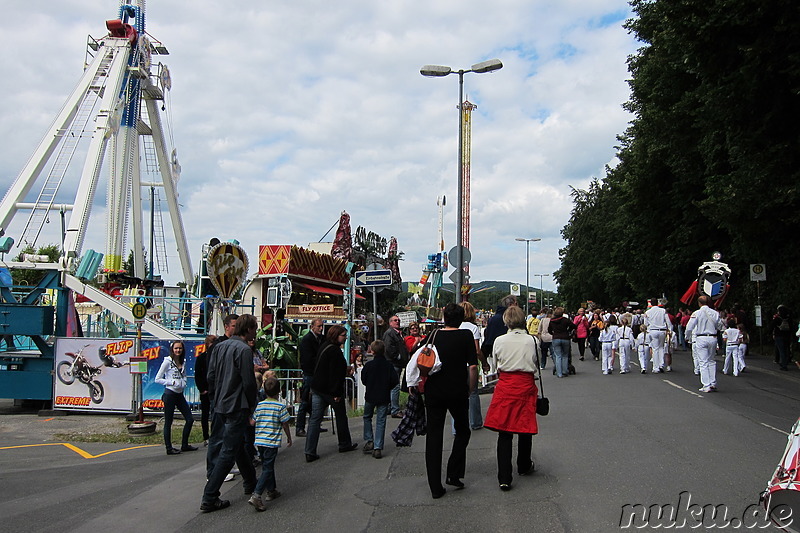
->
xmin=206 ymin=242 xmax=249 ymax=299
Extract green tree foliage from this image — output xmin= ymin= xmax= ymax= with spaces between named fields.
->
xmin=11 ymin=244 xmax=61 ymax=286
xmin=556 ymin=0 xmax=800 ymax=312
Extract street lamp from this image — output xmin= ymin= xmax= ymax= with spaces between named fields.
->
xmin=534 ymin=273 xmax=550 ymax=310
xmin=515 ymin=238 xmax=541 ymax=315
xmin=421 ymin=58 xmax=503 ymax=303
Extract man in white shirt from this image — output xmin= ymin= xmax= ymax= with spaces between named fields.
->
xmin=645 ymin=298 xmax=673 ymax=373
xmin=685 ymin=295 xmax=725 ymax=392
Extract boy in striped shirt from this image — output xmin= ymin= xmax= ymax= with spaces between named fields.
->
xmin=249 ymin=377 xmax=292 ymax=512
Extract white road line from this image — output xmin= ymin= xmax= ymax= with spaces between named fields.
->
xmin=663 ymin=379 xmax=704 ymax=398
xmin=760 ymin=423 xmax=790 ymax=436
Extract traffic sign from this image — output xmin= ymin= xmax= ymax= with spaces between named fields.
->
xmin=131 ymin=302 xmax=147 ymax=320
xmin=448 ymin=245 xmax=471 ymax=267
xmin=355 ymin=269 xmax=392 ymax=287
xmin=750 ymin=264 xmax=766 ymax=282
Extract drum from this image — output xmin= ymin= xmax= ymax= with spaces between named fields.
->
xmin=762 ymin=418 xmax=800 ymax=532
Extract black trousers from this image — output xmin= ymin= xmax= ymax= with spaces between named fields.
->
xmin=199 ymin=392 xmax=210 ymax=440
xmin=425 ymin=396 xmax=470 ymax=493
xmin=497 ymin=431 xmax=533 ymax=485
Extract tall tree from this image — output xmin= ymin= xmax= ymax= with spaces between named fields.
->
xmin=557 ymin=0 xmax=800 ymax=312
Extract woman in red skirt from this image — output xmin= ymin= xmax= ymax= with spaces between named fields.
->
xmin=484 ymin=305 xmax=538 ymax=491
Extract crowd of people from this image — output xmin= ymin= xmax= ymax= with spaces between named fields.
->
xmin=180 ymin=297 xmax=799 ymax=513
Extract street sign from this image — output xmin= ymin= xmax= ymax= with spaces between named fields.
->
xmin=354 ymin=269 xmax=392 ymax=287
xmin=448 ymin=245 xmax=471 ymax=267
xmin=510 ymin=283 xmax=521 ymax=296
xmin=131 ymin=302 xmax=147 ymax=320
xmin=397 ymin=311 xmax=417 ymax=328
xmin=448 ymin=269 xmax=469 ymax=284
xmin=750 ymin=264 xmax=766 ymax=282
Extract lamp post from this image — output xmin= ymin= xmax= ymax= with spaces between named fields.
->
xmin=515 ymin=238 xmax=541 ymax=315
xmin=421 ymin=59 xmax=503 ymax=303
xmin=534 ymin=273 xmax=550 ymax=310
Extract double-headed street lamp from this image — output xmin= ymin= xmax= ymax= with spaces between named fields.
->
xmin=421 ymin=59 xmax=503 ymax=303
xmin=515 ymin=237 xmax=541 ymax=316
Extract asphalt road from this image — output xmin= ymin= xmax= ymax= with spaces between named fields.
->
xmin=0 ymin=345 xmax=798 ymax=533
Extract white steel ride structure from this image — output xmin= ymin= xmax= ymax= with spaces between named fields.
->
xmin=0 ymin=1 xmax=192 ymax=286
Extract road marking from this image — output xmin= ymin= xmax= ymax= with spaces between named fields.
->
xmin=663 ymin=379 xmax=704 ymax=398
xmin=760 ymin=423 xmax=790 ymax=436
xmin=0 ymin=442 xmax=159 ymax=458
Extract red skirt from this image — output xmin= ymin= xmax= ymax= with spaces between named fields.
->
xmin=484 ymin=371 xmax=538 ymax=434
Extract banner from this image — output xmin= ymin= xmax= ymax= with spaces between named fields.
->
xmin=54 ymin=337 xmax=204 ymax=413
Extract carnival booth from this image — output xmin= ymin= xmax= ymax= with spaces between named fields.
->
xmin=242 ymin=245 xmax=356 ymax=327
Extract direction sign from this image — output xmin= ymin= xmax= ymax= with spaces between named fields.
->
xmin=354 ymin=269 xmax=392 ymax=287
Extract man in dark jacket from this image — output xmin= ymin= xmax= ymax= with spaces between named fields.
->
xmin=296 ymin=318 xmax=324 ymax=437
xmin=361 ymin=340 xmax=400 ymax=458
xmin=481 ymin=295 xmax=518 ymax=359
xmin=382 ymin=315 xmax=408 ymax=417
xmin=201 ymin=314 xmax=258 ymax=513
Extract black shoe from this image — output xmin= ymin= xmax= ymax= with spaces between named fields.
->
xmin=166 ymin=447 xmax=181 ymax=455
xmin=181 ymin=445 xmax=199 ymax=452
xmin=200 ymin=499 xmax=230 ymax=513
xmin=519 ymin=463 xmax=535 ymax=476
xmin=499 ymin=483 xmax=512 ymax=492
xmin=431 ymin=487 xmax=447 ymax=499
xmin=320 ymin=427 xmax=329 ymax=433
xmin=295 ymin=429 xmax=307 ymax=437
xmin=305 ymin=454 xmax=320 ymax=463
xmin=446 ymin=477 xmax=465 ymax=489
xmin=339 ymin=443 xmax=358 ymax=453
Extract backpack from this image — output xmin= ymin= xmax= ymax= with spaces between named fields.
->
xmin=779 ymin=318 xmax=791 ymax=332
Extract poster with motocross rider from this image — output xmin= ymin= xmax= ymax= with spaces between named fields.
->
xmin=53 ymin=338 xmax=204 ymax=413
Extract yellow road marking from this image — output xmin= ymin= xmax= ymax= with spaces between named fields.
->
xmin=0 ymin=442 xmax=159 ymax=458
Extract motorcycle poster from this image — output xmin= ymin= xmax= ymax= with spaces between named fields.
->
xmin=54 ymin=338 xmax=204 ymax=413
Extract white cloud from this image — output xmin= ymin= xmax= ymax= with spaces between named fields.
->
xmin=0 ymin=0 xmax=638 ymax=295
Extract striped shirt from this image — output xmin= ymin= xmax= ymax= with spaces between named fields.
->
xmin=253 ymin=398 xmax=290 ymax=448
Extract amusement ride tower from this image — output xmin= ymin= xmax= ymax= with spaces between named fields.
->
xmin=0 ymin=1 xmax=192 ymax=285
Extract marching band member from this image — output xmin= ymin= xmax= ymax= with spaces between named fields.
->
xmin=617 ymin=317 xmax=635 ymax=374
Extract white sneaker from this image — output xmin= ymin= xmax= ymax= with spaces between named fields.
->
xmin=666 ymin=366 xmax=672 ymax=372
xmin=224 ymin=473 xmax=236 ymax=482
xmin=230 ymin=467 xmax=240 ymax=475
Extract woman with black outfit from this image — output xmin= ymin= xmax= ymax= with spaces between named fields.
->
xmin=194 ymin=334 xmax=216 ymax=445
xmin=419 ymin=303 xmax=478 ymax=499
xmin=304 ymin=325 xmax=358 ymax=461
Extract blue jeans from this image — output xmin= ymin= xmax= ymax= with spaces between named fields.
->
xmin=552 ymin=339 xmax=571 ymax=377
xmin=254 ymin=446 xmax=279 ymax=495
xmin=540 ymin=342 xmax=551 ymax=368
xmin=363 ymin=402 xmax=388 ymax=450
xmin=203 ymin=409 xmax=257 ymax=505
xmin=305 ymin=391 xmax=353 ymax=456
xmin=469 ymin=389 xmax=483 ymax=429
xmin=390 ymin=366 xmax=402 ymax=415
xmin=162 ymin=389 xmax=193 ymax=450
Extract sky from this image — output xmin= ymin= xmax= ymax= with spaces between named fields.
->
xmin=0 ymin=0 xmax=639 ymax=296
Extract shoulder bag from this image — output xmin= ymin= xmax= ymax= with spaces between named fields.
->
xmin=533 ymin=339 xmax=549 ymax=416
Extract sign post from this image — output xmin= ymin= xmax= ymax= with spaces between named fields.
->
xmin=356 ymin=268 xmax=392 ymax=341
xmin=130 ymin=299 xmax=147 ymax=420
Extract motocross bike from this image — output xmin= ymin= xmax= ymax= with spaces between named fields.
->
xmin=56 ymin=345 xmax=105 ymax=404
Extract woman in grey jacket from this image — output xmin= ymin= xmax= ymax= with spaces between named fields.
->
xmin=155 ymin=341 xmax=197 ymax=455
